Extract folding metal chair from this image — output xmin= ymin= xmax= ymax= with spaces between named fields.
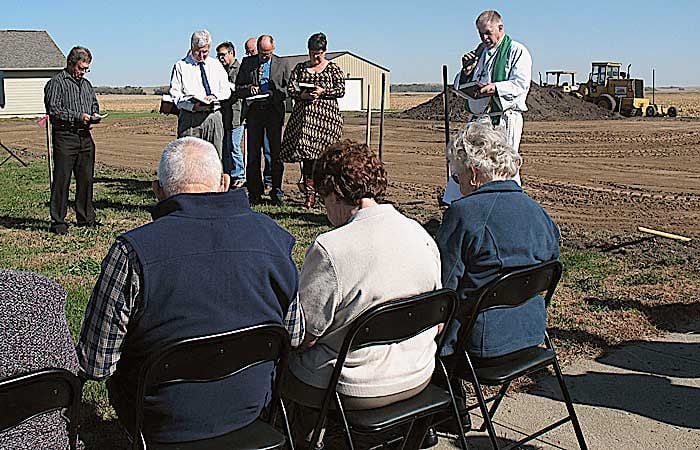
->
xmin=132 ymin=323 xmax=293 ymax=450
xmin=449 ymin=260 xmax=588 ymax=450
xmin=0 ymin=368 xmax=82 ymax=450
xmin=307 ymin=288 xmax=469 ymax=450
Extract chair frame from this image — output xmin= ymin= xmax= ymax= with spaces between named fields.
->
xmin=132 ymin=323 xmax=293 ymax=450
xmin=308 ymin=288 xmax=469 ymax=450
xmin=0 ymin=367 xmax=82 ymax=450
xmin=450 ymin=260 xmax=587 ymax=450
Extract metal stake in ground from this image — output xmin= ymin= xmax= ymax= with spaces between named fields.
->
xmin=379 ymin=73 xmax=386 ymax=161
xmin=442 ymin=64 xmax=451 ymax=182
xmin=365 ymin=84 xmax=372 ymax=147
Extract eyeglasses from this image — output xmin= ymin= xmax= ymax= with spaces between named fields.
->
xmin=76 ymin=66 xmax=90 ymax=73
xmin=216 ymin=51 xmax=231 ymax=58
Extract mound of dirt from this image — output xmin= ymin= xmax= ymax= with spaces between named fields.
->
xmin=399 ymin=82 xmax=618 ymax=122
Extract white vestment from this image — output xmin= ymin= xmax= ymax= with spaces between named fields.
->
xmin=443 ymin=38 xmax=532 ymax=204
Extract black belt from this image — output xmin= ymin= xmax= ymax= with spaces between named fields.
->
xmin=51 ymin=119 xmax=91 ymax=133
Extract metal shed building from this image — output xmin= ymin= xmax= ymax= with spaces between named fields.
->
xmin=0 ymin=30 xmax=65 ymax=118
xmin=281 ymin=51 xmax=390 ymax=111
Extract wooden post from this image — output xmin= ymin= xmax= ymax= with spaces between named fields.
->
xmin=365 ymin=84 xmax=372 ymax=147
xmin=378 ymin=73 xmax=386 ymax=161
xmin=442 ymin=65 xmax=451 ymax=181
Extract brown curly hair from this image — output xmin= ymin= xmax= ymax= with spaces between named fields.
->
xmin=313 ymin=140 xmax=387 ymax=204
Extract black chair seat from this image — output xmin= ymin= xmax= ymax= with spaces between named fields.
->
xmin=149 ymin=419 xmax=286 ymax=450
xmin=345 ymin=384 xmax=452 ymax=431
xmin=468 ymin=346 xmax=556 ymax=386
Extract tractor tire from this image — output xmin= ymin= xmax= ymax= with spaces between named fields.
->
xmin=597 ymin=95 xmax=616 ymax=111
xmin=646 ymin=105 xmax=657 ymax=117
xmin=668 ymin=106 xmax=678 ymax=117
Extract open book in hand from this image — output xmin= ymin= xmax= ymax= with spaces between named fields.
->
xmin=191 ymin=96 xmax=217 ymax=105
xmin=245 ymin=92 xmax=271 ymax=104
xmin=298 ymin=82 xmax=317 ymax=93
xmin=452 ymin=81 xmax=491 ymax=100
xmin=89 ymin=113 xmax=108 ymax=124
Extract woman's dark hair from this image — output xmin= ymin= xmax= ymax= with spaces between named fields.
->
xmin=308 ymin=32 xmax=327 ymax=51
xmin=313 ymin=140 xmax=387 ymax=204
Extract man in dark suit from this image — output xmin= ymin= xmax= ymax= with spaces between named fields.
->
xmin=236 ymin=35 xmax=290 ymax=205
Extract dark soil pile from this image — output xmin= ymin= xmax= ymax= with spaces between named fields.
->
xmin=399 ymin=82 xmax=618 ymax=122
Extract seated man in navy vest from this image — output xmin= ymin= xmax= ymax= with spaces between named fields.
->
xmin=76 ymin=136 xmax=303 ymax=444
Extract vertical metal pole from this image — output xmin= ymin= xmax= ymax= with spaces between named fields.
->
xmin=378 ymin=73 xmax=386 ymax=161
xmin=442 ymin=65 xmax=451 ymax=182
xmin=46 ymin=119 xmax=53 ymax=187
xmin=365 ymin=84 xmax=372 ymax=147
xmin=652 ymin=69 xmax=656 ymax=106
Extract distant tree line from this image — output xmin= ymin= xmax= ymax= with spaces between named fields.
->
xmin=391 ymin=83 xmax=442 ymax=93
xmin=95 ymin=86 xmax=146 ymax=95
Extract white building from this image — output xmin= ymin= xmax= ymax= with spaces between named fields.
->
xmin=282 ymin=51 xmax=390 ymax=111
xmin=0 ymin=30 xmax=65 ymax=118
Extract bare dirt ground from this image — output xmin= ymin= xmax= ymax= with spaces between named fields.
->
xmin=1 ymin=115 xmax=698 ymax=237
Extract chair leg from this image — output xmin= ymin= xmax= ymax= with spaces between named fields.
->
xmin=335 ymin=393 xmax=355 ymax=450
xmin=546 ymin=332 xmax=588 ymax=450
xmin=478 ymin=383 xmax=510 ymax=432
xmin=464 ymin=353 xmax=499 ymax=450
xmin=551 ymin=358 xmax=588 ymax=450
xmin=439 ymin=360 xmax=470 ymax=450
xmin=279 ymin=399 xmax=295 ymax=450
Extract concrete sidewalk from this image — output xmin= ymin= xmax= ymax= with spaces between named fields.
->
xmin=436 ymin=330 xmax=700 ymax=450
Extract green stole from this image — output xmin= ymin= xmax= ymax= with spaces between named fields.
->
xmin=465 ymin=34 xmax=512 ymax=125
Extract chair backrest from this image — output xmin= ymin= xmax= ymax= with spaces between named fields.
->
xmin=133 ymin=323 xmax=290 ymax=448
xmin=458 ymin=260 xmax=563 ymax=342
xmin=316 ymin=289 xmax=458 ymax=422
xmin=0 ymin=368 xmax=82 ymax=450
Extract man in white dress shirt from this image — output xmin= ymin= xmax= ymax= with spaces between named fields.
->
xmin=170 ymin=30 xmax=230 ymax=158
xmin=443 ymin=10 xmax=531 ymax=203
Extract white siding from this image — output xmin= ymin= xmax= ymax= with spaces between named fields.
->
xmin=332 ymin=54 xmax=390 ymax=110
xmin=0 ymin=73 xmax=53 ymax=118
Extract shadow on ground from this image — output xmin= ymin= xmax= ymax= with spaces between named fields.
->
xmin=531 ymin=338 xmax=700 ymax=429
xmin=0 ymin=216 xmax=50 ymax=231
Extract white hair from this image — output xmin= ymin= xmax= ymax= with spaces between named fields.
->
xmin=158 ymin=137 xmax=222 ymax=196
xmin=447 ymin=122 xmax=522 ymax=180
xmin=191 ymin=29 xmax=212 ymax=49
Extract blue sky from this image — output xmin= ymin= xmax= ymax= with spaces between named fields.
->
xmin=4 ymin=0 xmax=699 ymax=86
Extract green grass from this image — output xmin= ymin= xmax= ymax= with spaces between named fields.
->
xmin=102 ymin=110 xmax=160 ymax=119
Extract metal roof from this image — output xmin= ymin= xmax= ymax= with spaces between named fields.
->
xmin=281 ymin=51 xmax=390 ymax=72
xmin=0 ymin=30 xmax=65 ymax=70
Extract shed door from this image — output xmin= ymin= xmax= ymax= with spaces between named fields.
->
xmin=337 ymin=78 xmax=362 ymax=111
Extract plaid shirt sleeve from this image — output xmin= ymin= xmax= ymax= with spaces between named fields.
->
xmin=284 ymin=293 xmax=305 ymax=348
xmin=76 ymin=237 xmax=141 ymax=380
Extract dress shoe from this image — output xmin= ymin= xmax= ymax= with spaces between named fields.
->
xmin=50 ymin=224 xmax=68 ymax=235
xmin=420 ymin=427 xmax=439 ymax=448
xmin=264 ymin=184 xmax=273 ymax=196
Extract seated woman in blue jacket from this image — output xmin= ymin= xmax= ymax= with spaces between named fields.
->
xmin=437 ymin=121 xmax=560 ymax=358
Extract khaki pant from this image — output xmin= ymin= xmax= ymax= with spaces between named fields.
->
xmin=177 ymin=109 xmax=224 ymax=158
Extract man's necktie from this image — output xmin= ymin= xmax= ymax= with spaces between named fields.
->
xmin=199 ymin=62 xmax=212 ymax=96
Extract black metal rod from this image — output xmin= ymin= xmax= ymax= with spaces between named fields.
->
xmin=378 ymin=73 xmax=386 ymax=161
xmin=442 ymin=65 xmax=451 ymax=182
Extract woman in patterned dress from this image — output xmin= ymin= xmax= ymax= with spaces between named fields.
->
xmin=281 ymin=32 xmax=345 ymax=208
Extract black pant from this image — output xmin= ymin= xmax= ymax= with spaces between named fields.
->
xmin=246 ymin=104 xmax=284 ymax=200
xmin=50 ymin=129 xmax=95 ymax=229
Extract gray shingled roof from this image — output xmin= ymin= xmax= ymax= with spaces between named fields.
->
xmin=281 ymin=51 xmax=389 ymax=72
xmin=0 ymin=30 xmax=65 ymax=70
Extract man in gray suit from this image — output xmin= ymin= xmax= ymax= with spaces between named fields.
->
xmin=236 ymin=35 xmax=290 ymax=205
